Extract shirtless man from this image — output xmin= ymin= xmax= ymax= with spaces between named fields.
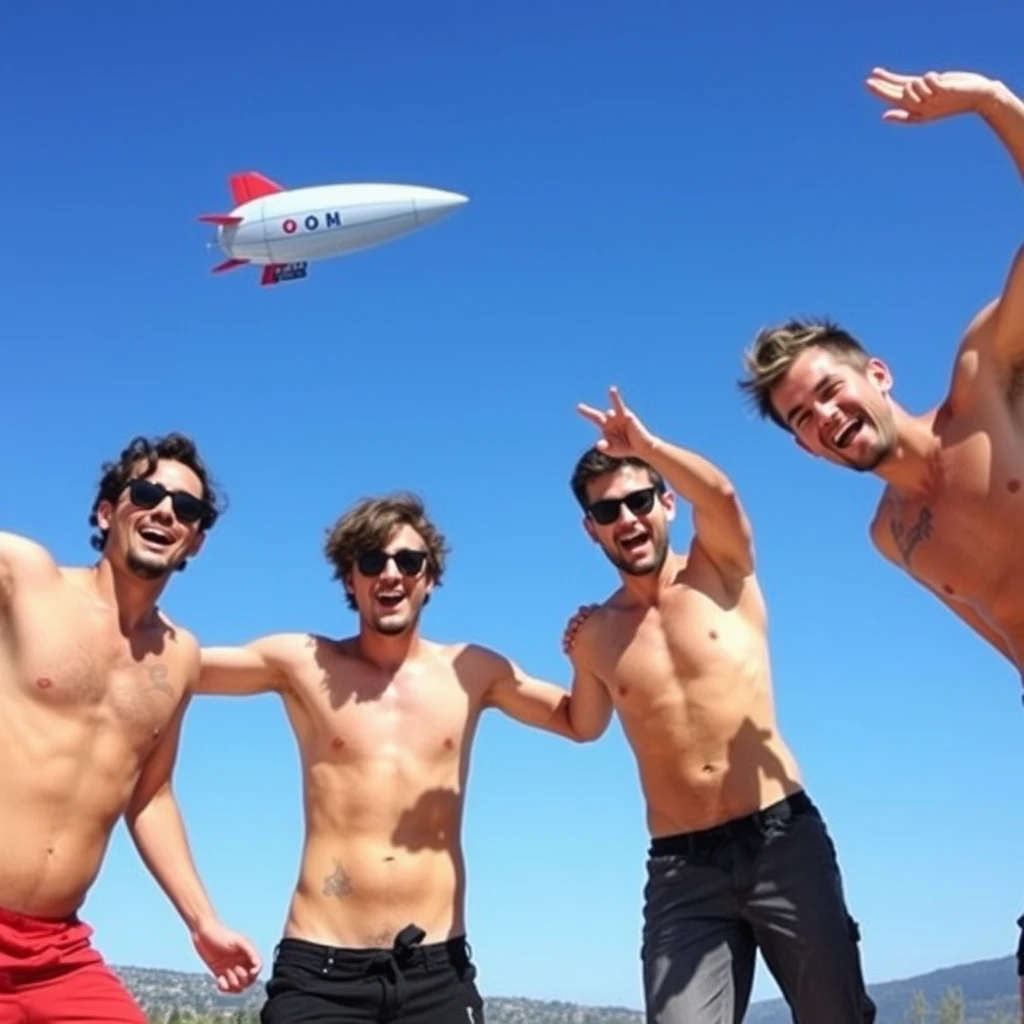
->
xmin=0 ymin=433 xmax=260 ymax=1023
xmin=562 ymin=388 xmax=875 ymax=1024
xmin=737 ymin=65 xmax=1024 ymax=1005
xmin=197 ymin=491 xmax=578 ymax=1024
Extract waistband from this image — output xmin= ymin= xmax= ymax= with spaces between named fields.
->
xmin=0 ymin=905 xmax=81 ymax=934
xmin=649 ymin=790 xmax=815 ymax=858
xmin=275 ymin=924 xmax=473 ymax=975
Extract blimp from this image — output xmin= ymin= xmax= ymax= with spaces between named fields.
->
xmin=199 ymin=170 xmax=469 ymax=286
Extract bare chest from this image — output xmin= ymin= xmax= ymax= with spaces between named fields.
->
xmin=881 ymin=422 xmax=1024 ymax=605
xmin=294 ymin=659 xmax=479 ymax=766
xmin=8 ymin=589 xmax=185 ymax=742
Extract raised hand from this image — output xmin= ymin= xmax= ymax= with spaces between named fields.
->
xmin=562 ymin=603 xmax=599 ymax=657
xmin=865 ymin=67 xmax=999 ymax=124
xmin=577 ymin=387 xmax=656 ymax=458
xmin=191 ymin=918 xmax=262 ymax=993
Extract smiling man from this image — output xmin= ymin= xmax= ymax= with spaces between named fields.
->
xmin=198 ymin=491 xmax=581 ymax=1024
xmin=0 ymin=433 xmax=260 ymax=1023
xmin=561 ymin=388 xmax=874 ymax=1024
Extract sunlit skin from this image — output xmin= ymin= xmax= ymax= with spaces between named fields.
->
xmin=0 ymin=457 xmax=260 ymax=994
xmin=564 ymin=389 xmax=803 ymax=837
xmin=198 ymin=520 xmax=580 ymax=950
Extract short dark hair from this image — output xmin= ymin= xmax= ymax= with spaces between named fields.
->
xmin=570 ymin=447 xmax=666 ymax=510
xmin=324 ymin=492 xmax=450 ymax=610
xmin=738 ymin=317 xmax=869 ymax=429
xmin=89 ymin=433 xmax=222 ymax=555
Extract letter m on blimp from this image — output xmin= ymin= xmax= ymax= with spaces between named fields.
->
xmin=326 ymin=211 xmax=342 ymax=228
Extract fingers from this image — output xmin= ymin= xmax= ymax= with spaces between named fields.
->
xmin=609 ymin=385 xmax=627 ymax=415
xmin=576 ymin=402 xmax=606 ymax=427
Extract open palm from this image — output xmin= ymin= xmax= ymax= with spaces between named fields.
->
xmin=866 ymin=67 xmax=997 ymax=124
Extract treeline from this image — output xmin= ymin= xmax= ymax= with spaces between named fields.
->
xmin=144 ymin=1011 xmax=260 ymax=1024
xmin=904 ymin=986 xmax=1017 ymax=1023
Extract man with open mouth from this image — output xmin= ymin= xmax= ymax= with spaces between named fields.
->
xmin=739 ymin=63 xmax=1024 ymax=1009
xmin=0 ymin=433 xmax=260 ymax=1022
xmin=197 ymin=492 xmax=583 ymax=1024
xmin=562 ymin=387 xmax=874 ymax=1024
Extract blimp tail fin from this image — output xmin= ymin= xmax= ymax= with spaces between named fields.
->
xmin=211 ymin=258 xmax=250 ymax=274
xmin=229 ymin=171 xmax=285 ymax=206
xmin=198 ymin=214 xmax=243 ymax=226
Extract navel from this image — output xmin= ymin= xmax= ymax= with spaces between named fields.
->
xmin=35 ymin=677 xmax=53 ymax=690
xmin=1009 ymin=479 xmax=1021 ymax=494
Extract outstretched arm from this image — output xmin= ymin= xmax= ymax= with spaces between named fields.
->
xmin=125 ymin=682 xmax=261 ymax=992
xmin=866 ymin=69 xmax=1024 ymax=367
xmin=198 ymin=636 xmax=292 ymax=696
xmin=0 ymin=531 xmax=60 ymax=615
xmin=578 ymin=387 xmax=754 ymax=579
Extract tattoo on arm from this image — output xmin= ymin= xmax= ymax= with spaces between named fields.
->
xmin=147 ymin=665 xmax=175 ymax=698
xmin=322 ymin=859 xmax=353 ymax=899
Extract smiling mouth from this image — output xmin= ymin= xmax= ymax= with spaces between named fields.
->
xmin=619 ymin=531 xmax=650 ymax=553
xmin=831 ymin=418 xmax=864 ymax=450
xmin=138 ymin=526 xmax=174 ymax=547
xmin=376 ymin=593 xmax=404 ymax=610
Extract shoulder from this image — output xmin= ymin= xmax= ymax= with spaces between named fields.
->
xmin=868 ymin=493 xmax=898 ymax=561
xmin=0 ymin=531 xmax=60 ymax=581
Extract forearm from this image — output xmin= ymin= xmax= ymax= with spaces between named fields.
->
xmin=642 ymin=437 xmax=736 ymax=511
xmin=981 ymin=81 xmax=1024 ymax=184
xmin=127 ymin=787 xmax=217 ymax=931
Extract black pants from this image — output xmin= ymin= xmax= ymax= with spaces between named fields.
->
xmin=642 ymin=791 xmax=876 ymax=1024
xmin=260 ymin=924 xmax=485 ymax=1024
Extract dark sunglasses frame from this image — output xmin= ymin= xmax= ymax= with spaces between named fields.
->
xmin=356 ymin=548 xmax=429 ymax=577
xmin=122 ymin=478 xmax=212 ymax=527
xmin=587 ymin=486 xmax=659 ymax=526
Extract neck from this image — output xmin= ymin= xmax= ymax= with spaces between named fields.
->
xmin=356 ymin=623 xmax=424 ymax=669
xmin=89 ymin=558 xmax=166 ymax=634
xmin=618 ymin=549 xmax=681 ymax=607
xmin=874 ymin=405 xmax=942 ymax=496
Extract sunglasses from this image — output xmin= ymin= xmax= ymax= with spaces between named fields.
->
xmin=123 ymin=478 xmax=211 ymax=526
xmin=356 ymin=548 xmax=429 ymax=577
xmin=587 ymin=486 xmax=658 ymax=526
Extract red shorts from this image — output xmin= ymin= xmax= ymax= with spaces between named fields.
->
xmin=0 ymin=906 xmax=144 ymax=1023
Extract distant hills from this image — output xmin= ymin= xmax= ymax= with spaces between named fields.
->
xmin=116 ymin=953 xmax=1021 ymax=1023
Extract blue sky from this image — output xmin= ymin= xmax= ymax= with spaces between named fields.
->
xmin=3 ymin=0 xmax=1024 ymax=1011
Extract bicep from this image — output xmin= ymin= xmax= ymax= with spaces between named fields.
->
xmin=567 ymin=648 xmax=614 ymax=742
xmin=485 ymin=656 xmax=572 ymax=732
xmin=197 ymin=641 xmax=286 ymax=695
xmin=691 ymin=491 xmax=756 ymax=580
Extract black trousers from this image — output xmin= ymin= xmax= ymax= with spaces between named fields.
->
xmin=260 ymin=924 xmax=485 ymax=1024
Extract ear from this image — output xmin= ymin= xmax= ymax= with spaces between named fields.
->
xmin=582 ymin=514 xmax=599 ymax=545
xmin=659 ymin=490 xmax=677 ymax=522
xmin=866 ymin=356 xmax=893 ymax=394
xmin=343 ymin=571 xmax=355 ymax=602
xmin=95 ymin=499 xmax=116 ymax=533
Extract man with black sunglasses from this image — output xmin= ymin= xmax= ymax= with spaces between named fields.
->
xmin=197 ymin=491 xmax=579 ymax=1024
xmin=0 ymin=433 xmax=260 ymax=1023
xmin=562 ymin=388 xmax=874 ymax=1024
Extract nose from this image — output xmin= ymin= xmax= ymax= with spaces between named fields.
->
xmin=411 ymin=187 xmax=469 ymax=228
xmin=378 ymin=557 xmax=402 ymax=582
xmin=151 ymin=499 xmax=176 ymax=523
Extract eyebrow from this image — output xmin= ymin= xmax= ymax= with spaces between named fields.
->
xmin=785 ymin=374 xmax=837 ymax=427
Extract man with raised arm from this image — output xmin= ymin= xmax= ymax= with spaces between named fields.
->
xmin=737 ymin=67 xmax=1024 ymax=1005
xmin=198 ymin=491 xmax=578 ymax=1024
xmin=0 ymin=434 xmax=260 ymax=1023
xmin=563 ymin=387 xmax=874 ymax=1024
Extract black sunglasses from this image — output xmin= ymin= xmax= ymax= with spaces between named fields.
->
xmin=356 ymin=548 xmax=429 ymax=577
xmin=123 ymin=478 xmax=211 ymax=527
xmin=587 ymin=487 xmax=658 ymax=526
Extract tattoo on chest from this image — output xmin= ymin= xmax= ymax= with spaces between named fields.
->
xmin=323 ymin=859 xmax=353 ymax=899
xmin=890 ymin=506 xmax=934 ymax=563
xmin=146 ymin=665 xmax=175 ymax=698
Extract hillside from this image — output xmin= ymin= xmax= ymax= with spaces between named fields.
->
xmin=115 ymin=954 xmax=1021 ymax=1023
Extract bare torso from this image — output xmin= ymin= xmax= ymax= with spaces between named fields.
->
xmin=580 ymin=544 xmax=803 ymax=838
xmin=0 ymin=539 xmax=194 ymax=918
xmin=269 ymin=635 xmax=492 ymax=948
xmin=871 ymin=314 xmax=1024 ymax=668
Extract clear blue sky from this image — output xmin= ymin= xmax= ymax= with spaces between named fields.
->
xmin=3 ymin=0 xmax=1024 ymax=1011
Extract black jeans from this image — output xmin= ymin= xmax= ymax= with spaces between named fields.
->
xmin=260 ymin=924 xmax=485 ymax=1024
xmin=642 ymin=791 xmax=876 ymax=1024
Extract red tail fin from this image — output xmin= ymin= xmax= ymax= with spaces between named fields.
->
xmin=211 ymin=258 xmax=250 ymax=274
xmin=229 ymin=171 xmax=284 ymax=206
xmin=198 ymin=214 xmax=243 ymax=226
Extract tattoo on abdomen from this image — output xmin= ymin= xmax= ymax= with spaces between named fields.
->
xmin=891 ymin=507 xmax=933 ymax=563
xmin=323 ymin=859 xmax=353 ymax=899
